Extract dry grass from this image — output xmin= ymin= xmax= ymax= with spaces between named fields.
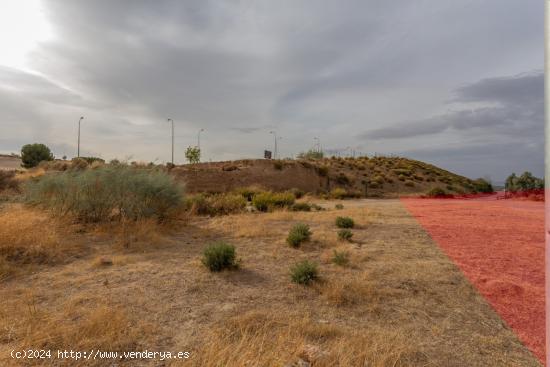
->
xmin=187 ymin=310 xmax=421 ymax=367
xmin=0 ymin=200 xmax=541 ymax=366
xmin=0 ymin=292 xmax=147 ymax=366
xmin=0 ymin=205 xmax=78 ymax=280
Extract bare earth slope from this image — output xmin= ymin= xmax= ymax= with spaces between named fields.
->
xmin=172 ymin=156 xmax=478 ymax=197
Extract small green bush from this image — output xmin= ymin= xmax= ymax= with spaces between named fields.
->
xmin=404 ymin=180 xmax=415 ymax=187
xmin=316 ymin=165 xmax=329 ymax=177
xmin=21 ymin=143 xmax=54 ymax=168
xmin=335 ymin=216 xmax=354 ymax=229
xmin=273 ymin=160 xmax=284 ymax=170
xmin=202 ymin=242 xmax=237 ymax=271
xmin=337 ymin=229 xmax=353 ymax=241
xmin=234 ymin=187 xmax=261 ymax=201
xmin=331 ymin=250 xmax=349 ymax=266
xmin=287 ymin=223 xmax=311 ymax=247
xmin=290 ymin=260 xmax=318 ymax=285
xmin=290 ymin=188 xmax=305 ymax=199
xmin=336 ymin=174 xmax=350 ymax=185
xmin=252 ymin=191 xmax=295 ymax=212
xmin=427 ymin=187 xmax=447 ymax=197
xmin=291 ymin=202 xmax=311 ymax=212
xmin=335 ymin=203 xmax=344 ymax=210
xmin=330 ymin=188 xmax=347 ymax=199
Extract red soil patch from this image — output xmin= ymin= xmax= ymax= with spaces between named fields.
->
xmin=401 ymin=198 xmax=545 ymax=363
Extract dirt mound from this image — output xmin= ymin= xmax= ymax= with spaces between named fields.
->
xmin=172 ymin=156 xmax=479 ymax=197
xmin=0 ymin=154 xmax=21 ymax=170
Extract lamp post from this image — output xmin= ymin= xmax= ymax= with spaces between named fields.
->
xmin=198 ymin=128 xmax=204 ymax=150
xmin=269 ymin=131 xmax=278 ymax=159
xmin=77 ymin=116 xmax=84 ymax=157
xmin=167 ymin=118 xmax=174 ymax=165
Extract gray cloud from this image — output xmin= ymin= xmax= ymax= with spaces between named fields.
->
xmin=0 ymin=0 xmax=543 ymax=180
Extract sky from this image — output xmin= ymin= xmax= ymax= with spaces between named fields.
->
xmin=0 ymin=0 xmax=543 ymax=183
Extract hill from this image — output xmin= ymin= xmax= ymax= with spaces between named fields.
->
xmin=172 ymin=156 xmax=483 ymax=197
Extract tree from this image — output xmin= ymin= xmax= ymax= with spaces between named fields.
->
xmin=185 ymin=146 xmax=201 ymax=164
xmin=505 ymin=171 xmax=544 ymax=192
xmin=472 ymin=178 xmax=493 ymax=193
xmin=297 ymin=149 xmax=324 ymax=160
xmin=20 ymin=143 xmax=54 ymax=168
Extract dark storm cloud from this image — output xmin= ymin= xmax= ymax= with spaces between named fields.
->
xmin=361 ymin=71 xmax=543 ymax=140
xmin=0 ymin=0 xmax=543 ymax=179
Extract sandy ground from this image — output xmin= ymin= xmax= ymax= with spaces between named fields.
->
xmin=0 ymin=200 xmax=541 ymax=366
xmin=402 ymin=198 xmax=545 ymax=363
xmin=0 ymin=156 xmax=21 ymax=170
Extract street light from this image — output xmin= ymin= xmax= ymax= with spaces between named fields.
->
xmin=269 ymin=131 xmax=278 ymax=159
xmin=167 ymin=118 xmax=174 ymax=165
xmin=198 ymin=128 xmax=204 ymax=150
xmin=77 ymin=116 xmax=84 ymax=158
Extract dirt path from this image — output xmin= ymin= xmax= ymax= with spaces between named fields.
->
xmin=402 ymin=198 xmax=545 ymax=363
xmin=0 ymin=200 xmax=541 ymax=366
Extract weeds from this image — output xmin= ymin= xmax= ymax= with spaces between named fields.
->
xmin=287 ymin=223 xmax=312 ymax=247
xmin=202 ymin=241 xmax=238 ymax=271
xmin=335 ymin=216 xmax=354 ymax=229
xmin=290 ymin=260 xmax=318 ymax=285
xmin=331 ymin=250 xmax=350 ymax=266
xmin=337 ymin=229 xmax=353 ymax=242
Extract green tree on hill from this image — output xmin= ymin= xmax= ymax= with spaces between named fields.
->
xmin=20 ymin=143 xmax=54 ymax=168
xmin=185 ymin=146 xmax=201 ymax=164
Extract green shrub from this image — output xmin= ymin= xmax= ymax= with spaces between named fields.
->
xmin=70 ymin=157 xmax=89 ymax=170
xmin=290 ymin=188 xmax=305 ymax=199
xmin=252 ymin=191 xmax=295 ymax=212
xmin=392 ymin=168 xmax=412 ymax=177
xmin=25 ymin=165 xmax=183 ymax=222
xmin=335 ymin=216 xmax=354 ymax=228
xmin=234 ymin=186 xmax=261 ymax=201
xmin=330 ymin=188 xmax=347 ymax=199
xmin=473 ymin=178 xmax=494 ymax=193
xmin=297 ymin=150 xmax=324 ymax=160
xmin=186 ymin=193 xmax=246 ymax=216
xmin=273 ymin=160 xmax=284 ymax=170
xmin=310 ymin=203 xmax=324 ymax=211
xmin=316 ymin=165 xmax=329 ymax=177
xmin=286 ymin=223 xmax=311 ymax=247
xmin=426 ymin=187 xmax=447 ymax=197
xmin=202 ymin=242 xmax=237 ymax=271
xmin=335 ymin=203 xmax=344 ymax=210
xmin=291 ymin=202 xmax=311 ymax=212
xmin=331 ymin=250 xmax=349 ymax=266
xmin=404 ymin=180 xmax=415 ymax=187
xmin=337 ymin=229 xmax=353 ymax=241
xmin=290 ymin=260 xmax=318 ymax=285
xmin=21 ymin=143 xmax=54 ymax=168
xmin=79 ymin=156 xmax=105 ymax=164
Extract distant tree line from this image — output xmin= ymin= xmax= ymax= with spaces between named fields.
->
xmin=505 ymin=172 xmax=544 ymax=192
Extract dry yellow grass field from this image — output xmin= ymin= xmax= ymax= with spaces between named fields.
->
xmin=0 ymin=199 xmax=540 ymax=366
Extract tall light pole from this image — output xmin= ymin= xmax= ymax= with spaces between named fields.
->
xmin=269 ymin=131 xmax=278 ymax=159
xmin=77 ymin=116 xmax=84 ymax=158
xmin=167 ymin=118 xmax=174 ymax=165
xmin=313 ymin=137 xmax=320 ymax=153
xmin=198 ymin=128 xmax=204 ymax=150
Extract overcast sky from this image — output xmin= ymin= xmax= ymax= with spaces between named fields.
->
xmin=0 ymin=0 xmax=543 ymax=182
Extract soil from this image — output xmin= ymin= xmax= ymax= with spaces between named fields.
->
xmin=401 ymin=197 xmax=545 ymax=363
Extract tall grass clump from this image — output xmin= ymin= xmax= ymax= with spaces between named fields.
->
xmin=252 ymin=191 xmax=295 ymax=212
xmin=25 ymin=166 xmax=183 ymax=222
xmin=335 ymin=216 xmax=354 ymax=229
xmin=286 ymin=223 xmax=312 ymax=247
xmin=290 ymin=260 xmax=318 ymax=285
xmin=202 ymin=241 xmax=238 ymax=271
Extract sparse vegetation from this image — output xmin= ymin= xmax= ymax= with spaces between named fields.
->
xmin=252 ymin=191 xmax=295 ymax=212
xmin=273 ymin=160 xmax=284 ymax=170
xmin=335 ymin=216 xmax=354 ymax=229
xmin=337 ymin=229 xmax=353 ymax=241
xmin=290 ymin=260 xmax=318 ymax=285
xmin=21 ymin=143 xmax=54 ymax=168
xmin=331 ymin=250 xmax=350 ymax=266
xmin=25 ymin=165 xmax=183 ymax=222
xmin=330 ymin=187 xmax=347 ymax=199
xmin=506 ymin=172 xmax=543 ymax=192
xmin=426 ymin=187 xmax=447 ymax=197
xmin=186 ymin=193 xmax=247 ymax=216
xmin=286 ymin=223 xmax=311 ymax=247
xmin=297 ymin=149 xmax=324 ymax=160
xmin=202 ymin=241 xmax=238 ymax=271
xmin=291 ymin=202 xmax=311 ymax=212
xmin=335 ymin=203 xmax=344 ymax=210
